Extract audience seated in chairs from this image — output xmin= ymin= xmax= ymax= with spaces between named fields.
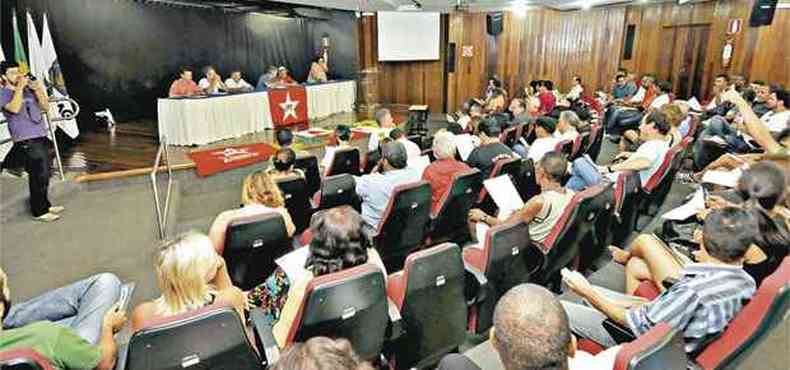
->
xmin=0 ymin=268 xmax=125 ymax=370
xmin=267 ymin=148 xmax=305 ymax=180
xmin=621 ymin=103 xmax=685 ymax=152
xmin=422 ymin=130 xmax=472 ymax=214
xmin=508 ymin=98 xmax=530 ymax=126
xmin=466 ymin=118 xmax=516 ymax=179
xmin=208 ymin=170 xmax=296 ymax=252
xmin=610 ymin=161 xmax=789 ymax=295
xmin=537 ymin=80 xmax=557 ymax=116
xmin=321 ymin=125 xmax=354 ymax=176
xmin=389 ymin=128 xmax=422 ymax=163
xmin=525 ymin=116 xmax=561 ymax=163
xmin=368 ymin=108 xmax=397 ymax=152
xmin=467 ymin=152 xmax=574 ymax=245
xmin=353 ymin=141 xmax=422 ymax=231
xmin=562 ymin=207 xmax=759 ymax=354
xmin=437 ymin=284 xmax=618 ymax=370
xmin=131 ymin=231 xmax=247 ymax=332
xmin=272 ymin=336 xmax=374 ymax=370
xmin=567 ymin=111 xmax=671 ymax=192
xmin=555 ymin=110 xmax=582 ymax=142
xmin=246 ymin=207 xmax=386 ymax=341
xmin=606 ymin=74 xmax=657 ymax=140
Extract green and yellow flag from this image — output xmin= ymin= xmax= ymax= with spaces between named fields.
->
xmin=12 ymin=9 xmax=29 ymax=74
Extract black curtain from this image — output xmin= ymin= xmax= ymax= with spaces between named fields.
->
xmin=2 ymin=0 xmax=358 ymax=124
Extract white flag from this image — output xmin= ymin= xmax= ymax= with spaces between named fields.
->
xmin=26 ymin=12 xmax=45 ymax=80
xmin=41 ymin=13 xmax=79 ymax=139
xmin=0 ymin=45 xmax=5 ymax=62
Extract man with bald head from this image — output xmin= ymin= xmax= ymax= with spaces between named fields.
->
xmin=437 ymin=284 xmax=618 ymax=370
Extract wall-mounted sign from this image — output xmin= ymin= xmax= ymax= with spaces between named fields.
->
xmin=727 ymin=19 xmax=742 ymax=35
xmin=462 ymin=45 xmax=474 ymax=57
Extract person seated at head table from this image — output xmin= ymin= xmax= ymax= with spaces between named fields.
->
xmin=465 ymin=118 xmax=516 ymax=179
xmin=256 ymin=66 xmax=279 ymax=91
xmin=467 ymin=152 xmax=574 ymax=246
xmin=0 ymin=268 xmax=128 ymax=370
xmin=207 ymin=170 xmax=296 ymax=252
xmin=168 ymin=66 xmax=203 ymax=97
xmin=437 ymin=284 xmax=620 ymax=370
xmin=272 ymin=66 xmax=299 ymax=87
xmin=224 ymin=70 xmax=253 ymax=93
xmin=566 ymin=111 xmax=672 ymax=192
xmin=320 ymin=124 xmax=354 ymax=176
xmin=272 ymin=336 xmax=375 ymax=370
xmin=130 ymin=231 xmax=248 ymax=333
xmin=307 ymin=55 xmax=329 ymax=84
xmin=246 ymin=206 xmax=387 ymax=347
xmin=267 ymin=148 xmax=305 ymax=180
xmin=198 ymin=65 xmax=227 ymax=94
xmin=562 ymin=207 xmax=760 ymax=354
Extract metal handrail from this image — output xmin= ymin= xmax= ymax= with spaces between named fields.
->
xmin=150 ymin=137 xmax=173 ymax=240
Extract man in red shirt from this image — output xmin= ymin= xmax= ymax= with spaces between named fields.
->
xmin=537 ymin=80 xmax=556 ymax=115
xmin=422 ymin=130 xmax=471 ymax=213
xmin=168 ymin=67 xmax=202 ymax=97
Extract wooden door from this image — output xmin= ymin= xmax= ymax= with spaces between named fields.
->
xmin=658 ymin=25 xmax=710 ymax=100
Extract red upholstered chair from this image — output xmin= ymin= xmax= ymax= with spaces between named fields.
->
xmin=613 ymin=323 xmax=686 ymax=370
xmin=428 ymin=169 xmax=483 ymax=244
xmin=325 ymin=147 xmax=360 ymax=176
xmin=256 ymin=263 xmax=391 ymax=363
xmin=693 ymin=256 xmax=790 ymax=370
xmin=463 ymin=221 xmax=544 ymax=333
xmin=372 ymin=181 xmax=433 ymax=272
xmin=554 ymin=139 xmax=575 ymax=158
xmin=0 ymin=349 xmax=54 ymax=370
xmin=611 ymin=171 xmax=642 ymax=246
xmin=570 ymin=131 xmax=591 ymax=160
xmin=637 ymin=143 xmax=687 ymax=221
xmin=586 ymin=122 xmax=605 ymax=162
xmin=124 ymin=303 xmax=262 ymax=370
xmin=386 ymin=243 xmax=468 ymax=369
xmin=294 ymin=154 xmax=321 ymax=198
xmin=220 ymin=212 xmax=292 ymax=291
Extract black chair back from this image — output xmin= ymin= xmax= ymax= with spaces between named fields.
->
xmin=125 ymin=305 xmax=261 ymax=370
xmin=362 ymin=150 xmax=381 ymax=174
xmin=393 ymin=244 xmax=468 ymax=369
xmin=275 ymin=176 xmax=313 ymax=233
xmin=514 ymin=159 xmax=540 ymax=202
xmin=224 ymin=212 xmax=291 ymax=290
xmin=318 ymin=174 xmax=360 ymax=211
xmin=294 ymin=154 xmax=321 ymax=197
xmin=375 ymin=181 xmax=432 ymax=272
xmin=586 ymin=123 xmax=604 ymax=161
xmin=326 ymin=147 xmax=360 ymax=176
xmin=430 ymin=169 xmax=483 ymax=243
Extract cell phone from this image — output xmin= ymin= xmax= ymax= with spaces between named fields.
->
xmin=115 ymin=282 xmax=135 ymax=313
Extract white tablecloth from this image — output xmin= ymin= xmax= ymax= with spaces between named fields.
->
xmin=158 ymin=81 xmax=356 ymax=146
xmin=158 ymin=92 xmax=273 ymax=146
xmin=306 ymin=80 xmax=356 ymax=120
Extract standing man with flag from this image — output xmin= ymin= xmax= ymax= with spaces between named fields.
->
xmin=1 ymin=60 xmax=63 ymax=222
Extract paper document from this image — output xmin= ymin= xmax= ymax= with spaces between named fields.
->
xmin=456 ymin=134 xmax=477 ymax=161
xmin=687 ymin=97 xmax=703 ymax=112
xmin=457 ymin=116 xmax=471 ymax=130
xmin=701 ymin=169 xmax=742 ymax=188
xmin=408 ymin=155 xmax=432 ymax=174
xmin=662 ymin=188 xmax=706 ymax=221
xmin=484 ymin=175 xmax=525 ymax=220
xmin=275 ymin=247 xmax=312 ymax=282
xmin=475 ymin=223 xmax=490 ymax=248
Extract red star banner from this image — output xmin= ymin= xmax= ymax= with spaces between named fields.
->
xmin=268 ymin=86 xmax=308 ymax=127
xmin=188 ymin=142 xmax=276 ymax=177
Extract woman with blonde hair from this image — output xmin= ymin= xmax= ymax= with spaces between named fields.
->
xmin=208 ymin=170 xmax=296 ymax=252
xmin=130 ymin=231 xmax=246 ymax=331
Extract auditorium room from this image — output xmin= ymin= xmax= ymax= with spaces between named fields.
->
xmin=1 ymin=0 xmax=789 ymax=369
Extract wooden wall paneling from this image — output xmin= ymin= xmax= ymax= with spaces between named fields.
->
xmin=746 ymin=10 xmax=790 ymax=88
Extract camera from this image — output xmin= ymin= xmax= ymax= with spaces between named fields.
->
xmin=26 ymin=73 xmax=37 ymax=82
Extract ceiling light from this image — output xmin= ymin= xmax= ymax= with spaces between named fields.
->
xmin=511 ymin=1 xmax=530 ymax=16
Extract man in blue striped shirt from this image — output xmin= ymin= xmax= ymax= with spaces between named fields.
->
xmin=562 ymin=207 xmax=758 ymax=354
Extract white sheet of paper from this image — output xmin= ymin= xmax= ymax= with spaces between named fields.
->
xmin=275 ymin=246 xmax=311 ymax=282
xmin=445 ymin=114 xmax=456 ymax=123
xmin=408 ymin=155 xmax=432 ymax=174
xmin=702 ymin=169 xmax=742 ymax=188
xmin=662 ymin=188 xmax=706 ymax=221
xmin=687 ymin=97 xmax=703 ymax=111
xmin=457 ymin=116 xmax=471 ymax=130
xmin=484 ymin=175 xmax=525 ymax=220
xmin=456 ymin=134 xmax=477 ymax=161
xmin=475 ymin=223 xmax=490 ymax=248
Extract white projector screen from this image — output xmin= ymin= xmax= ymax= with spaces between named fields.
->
xmin=377 ymin=12 xmax=440 ymax=61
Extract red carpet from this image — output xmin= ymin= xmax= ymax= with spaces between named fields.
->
xmin=188 ymin=142 xmax=277 ymax=177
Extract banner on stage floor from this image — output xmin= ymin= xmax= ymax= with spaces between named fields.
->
xmin=268 ymin=86 xmax=308 ymax=127
xmin=188 ymin=142 xmax=277 ymax=177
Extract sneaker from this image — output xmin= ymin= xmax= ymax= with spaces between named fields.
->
xmin=1 ymin=168 xmax=27 ymax=179
xmin=49 ymin=206 xmax=65 ymax=214
xmin=33 ymin=213 xmax=60 ymax=222
xmin=702 ymin=136 xmax=728 ymax=148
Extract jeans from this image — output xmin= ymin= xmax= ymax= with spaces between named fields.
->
xmin=18 ymin=138 xmax=52 ymax=217
xmin=692 ymin=116 xmax=750 ymax=170
xmin=606 ymin=109 xmax=643 ymax=137
xmin=512 ymin=143 xmax=528 ymax=158
xmin=3 ymin=273 xmax=122 ymax=344
xmin=561 ymin=286 xmax=638 ymax=348
xmin=1 ymin=142 xmax=25 ymax=171
xmin=566 ymin=157 xmax=603 ymax=191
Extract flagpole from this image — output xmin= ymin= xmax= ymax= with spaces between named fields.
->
xmin=43 ymin=111 xmax=65 ymax=181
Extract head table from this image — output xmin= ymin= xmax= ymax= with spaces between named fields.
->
xmin=157 ymin=80 xmax=356 ymax=146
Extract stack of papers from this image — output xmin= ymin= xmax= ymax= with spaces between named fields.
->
xmin=662 ymin=188 xmax=706 ymax=221
xmin=701 ymin=169 xmax=742 ymax=188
